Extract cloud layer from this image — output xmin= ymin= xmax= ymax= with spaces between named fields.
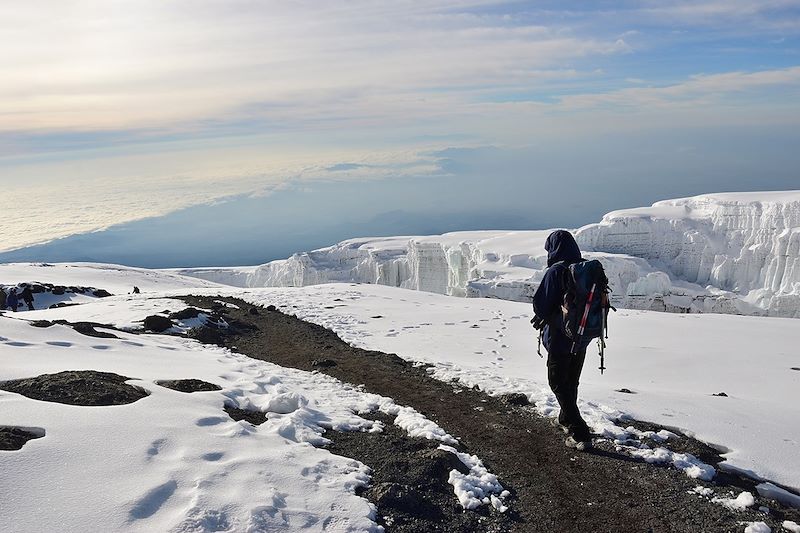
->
xmin=1 ymin=1 xmax=799 ymax=257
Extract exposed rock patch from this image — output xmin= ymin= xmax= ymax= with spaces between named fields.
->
xmin=498 ymin=393 xmax=529 ymax=406
xmin=28 ymin=319 xmax=120 ymax=338
xmin=0 ymin=427 xmax=45 ymax=451
xmin=223 ymin=405 xmax=267 ymax=426
xmin=65 ymin=321 xmax=118 ymax=339
xmin=168 ymin=307 xmax=203 ymax=320
xmin=155 ymin=379 xmax=221 ymax=393
xmin=143 ymin=315 xmax=173 ymax=332
xmin=0 ymin=371 xmax=148 ymax=406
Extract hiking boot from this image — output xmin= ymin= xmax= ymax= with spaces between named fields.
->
xmin=565 ymin=436 xmax=593 ymax=451
xmin=550 ymin=417 xmax=569 ymax=434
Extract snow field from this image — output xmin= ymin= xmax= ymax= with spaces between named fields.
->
xmin=0 ymin=262 xmax=222 ymax=295
xmin=0 ymin=297 xmax=507 ymax=532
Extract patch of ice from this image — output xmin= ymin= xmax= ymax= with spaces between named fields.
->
xmin=757 ymin=483 xmax=800 ymax=509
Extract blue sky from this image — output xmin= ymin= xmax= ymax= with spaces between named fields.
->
xmin=1 ymin=1 xmax=800 ymax=266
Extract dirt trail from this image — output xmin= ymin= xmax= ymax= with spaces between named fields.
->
xmin=185 ymin=296 xmax=799 ymax=532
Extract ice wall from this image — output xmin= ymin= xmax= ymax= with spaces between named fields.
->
xmin=576 ymin=192 xmax=800 ymax=317
xmin=179 ymin=191 xmax=800 ymax=317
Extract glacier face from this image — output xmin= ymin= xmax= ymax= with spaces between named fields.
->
xmin=576 ymin=192 xmax=800 ymax=317
xmin=178 ymin=191 xmax=800 ymax=318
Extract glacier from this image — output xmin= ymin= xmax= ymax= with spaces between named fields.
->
xmin=177 ymin=191 xmax=800 ymax=317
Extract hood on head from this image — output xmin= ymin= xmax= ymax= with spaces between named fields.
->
xmin=545 ymin=230 xmax=581 ymax=267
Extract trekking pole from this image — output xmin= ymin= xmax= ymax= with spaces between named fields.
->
xmin=598 ymin=308 xmax=606 ymax=375
xmin=537 ymin=329 xmax=544 ymax=358
xmin=571 ymin=283 xmax=596 ymax=354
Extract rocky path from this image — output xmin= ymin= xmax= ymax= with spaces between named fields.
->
xmin=184 ymin=296 xmax=799 ymax=532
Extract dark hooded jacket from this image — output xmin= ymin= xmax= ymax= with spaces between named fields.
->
xmin=533 ymin=230 xmax=583 ymax=353
xmin=6 ymin=290 xmax=18 ymax=311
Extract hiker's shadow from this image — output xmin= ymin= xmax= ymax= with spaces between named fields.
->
xmin=586 ymin=446 xmax=642 ymax=464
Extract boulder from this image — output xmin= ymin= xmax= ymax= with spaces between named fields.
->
xmin=0 ymin=370 xmax=148 ymax=406
xmin=155 ymin=379 xmax=221 ymax=393
xmin=143 ymin=315 xmax=173 ymax=332
xmin=169 ymin=307 xmax=202 ymax=320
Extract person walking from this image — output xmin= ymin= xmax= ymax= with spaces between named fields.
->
xmin=20 ymin=285 xmax=35 ymax=311
xmin=532 ymin=230 xmax=594 ymax=451
xmin=6 ymin=288 xmax=19 ymax=312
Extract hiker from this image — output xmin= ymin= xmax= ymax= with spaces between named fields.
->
xmin=20 ymin=285 xmax=35 ymax=310
xmin=0 ymin=288 xmax=6 ymax=310
xmin=6 ymin=288 xmax=19 ymax=312
xmin=531 ymin=230 xmax=594 ymax=451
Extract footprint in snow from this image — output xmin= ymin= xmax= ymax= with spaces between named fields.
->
xmin=195 ymin=416 xmax=228 ymax=427
xmin=91 ymin=345 xmax=111 ymax=350
xmin=147 ymin=438 xmax=167 ymax=458
xmin=128 ymin=480 xmax=178 ymax=520
xmin=5 ymin=341 xmax=33 ymax=347
xmin=46 ymin=341 xmax=73 ymax=347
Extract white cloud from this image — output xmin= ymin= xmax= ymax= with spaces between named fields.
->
xmin=0 ymin=1 xmax=628 ymax=133
xmin=558 ymin=66 xmax=800 ymax=110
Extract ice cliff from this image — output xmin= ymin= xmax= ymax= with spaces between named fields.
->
xmin=178 ymin=191 xmax=800 ymax=317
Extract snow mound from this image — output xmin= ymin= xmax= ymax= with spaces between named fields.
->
xmin=438 ymin=445 xmax=509 ymax=512
xmin=713 ymin=491 xmax=756 ymax=511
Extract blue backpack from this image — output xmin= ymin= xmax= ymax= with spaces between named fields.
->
xmin=557 ymin=260 xmax=613 ymax=371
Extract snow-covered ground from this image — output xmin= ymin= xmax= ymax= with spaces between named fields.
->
xmin=2 ymin=261 xmax=800 ymax=530
xmin=0 ymin=267 xmax=510 ymax=532
xmin=177 ymin=191 xmax=800 ymax=318
xmin=0 ymin=262 xmax=223 ymax=295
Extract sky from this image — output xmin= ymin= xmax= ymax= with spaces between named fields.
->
xmin=2 ymin=1 xmax=800 ymax=267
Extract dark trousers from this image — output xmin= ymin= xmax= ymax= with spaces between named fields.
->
xmin=547 ymin=349 xmax=591 ymax=440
